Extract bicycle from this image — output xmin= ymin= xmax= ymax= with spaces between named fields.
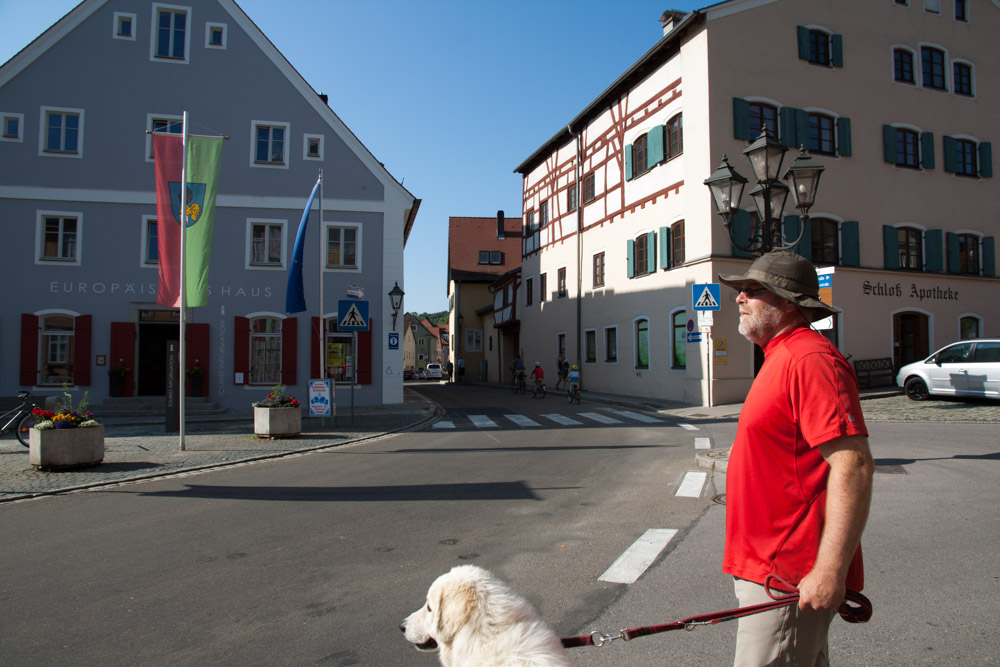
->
xmin=531 ymin=378 xmax=546 ymax=399
xmin=1 ymin=390 xmax=38 ymax=447
xmin=567 ymin=384 xmax=581 ymax=405
xmin=511 ymin=370 xmax=526 ymax=395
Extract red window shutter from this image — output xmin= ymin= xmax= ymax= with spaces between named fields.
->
xmin=311 ymin=316 xmax=321 ymax=379
xmin=281 ymin=316 xmax=297 ymax=386
xmin=20 ymin=314 xmax=39 ymax=386
xmin=75 ymin=315 xmax=92 ymax=386
xmin=186 ymin=323 xmax=209 ymax=397
xmin=234 ymin=317 xmax=249 ymax=384
xmin=357 ymin=321 xmax=372 ymax=385
xmin=110 ymin=322 xmax=136 ymax=396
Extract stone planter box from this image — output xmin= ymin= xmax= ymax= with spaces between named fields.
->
xmin=254 ymin=406 xmax=301 ymax=438
xmin=29 ymin=425 xmax=105 ymax=471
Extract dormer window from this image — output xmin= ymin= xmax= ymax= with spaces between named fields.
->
xmin=477 ymin=251 xmax=504 ymax=265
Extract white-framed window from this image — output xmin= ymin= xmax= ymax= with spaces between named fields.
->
xmin=145 ymin=113 xmax=183 ymax=160
xmin=251 ymin=120 xmax=290 ymax=167
xmin=38 ymin=311 xmax=78 ymax=386
xmin=952 ymin=59 xmax=975 ymax=97
xmin=39 ymin=107 xmax=83 ymax=157
xmin=325 ymin=223 xmax=361 ymax=271
xmin=114 ymin=12 xmax=136 ymax=40
xmin=1 ymin=112 xmax=23 ymax=142
xmin=326 ymin=317 xmax=355 ymax=382
xmin=247 ymin=219 xmax=287 ymax=269
xmin=604 ymin=325 xmax=618 ymax=364
xmin=150 ymin=3 xmax=191 ymax=63
xmin=634 ymin=316 xmax=650 ymax=370
xmin=304 ymin=134 xmax=324 ymax=160
xmin=524 ymin=276 xmax=534 ymax=306
xmin=584 ymin=328 xmax=597 ymax=364
xmin=958 ymin=313 xmax=982 ymax=340
xmin=141 ymin=216 xmax=159 ymax=266
xmin=670 ymin=307 xmax=687 ymax=370
xmin=924 ymin=0 xmax=941 ymax=13
xmin=249 ymin=315 xmax=283 ymax=385
xmin=205 ymin=22 xmax=227 ymax=48
xmin=36 ymin=211 xmax=82 ymax=265
xmin=465 ymin=328 xmax=483 ymax=353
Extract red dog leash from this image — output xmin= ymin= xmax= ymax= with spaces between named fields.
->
xmin=562 ymin=575 xmax=872 ymax=649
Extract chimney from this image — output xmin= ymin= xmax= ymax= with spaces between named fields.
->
xmin=497 ymin=210 xmax=505 ymax=240
xmin=659 ymin=10 xmax=687 ymax=36
xmin=319 ymin=93 xmax=329 ymax=105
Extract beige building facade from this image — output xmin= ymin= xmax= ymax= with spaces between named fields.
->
xmin=515 ymin=0 xmax=997 ymax=406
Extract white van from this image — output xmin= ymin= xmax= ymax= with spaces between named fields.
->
xmin=425 ymin=363 xmax=443 ymax=380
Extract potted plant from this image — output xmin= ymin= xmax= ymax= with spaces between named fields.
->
xmin=186 ymin=359 xmax=204 ymax=396
xmin=29 ymin=385 xmax=104 ymax=470
xmin=253 ymin=384 xmax=301 ymax=438
xmin=108 ymin=358 xmax=130 ymax=397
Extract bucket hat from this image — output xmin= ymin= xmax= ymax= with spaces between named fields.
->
xmin=718 ymin=250 xmax=839 ymax=323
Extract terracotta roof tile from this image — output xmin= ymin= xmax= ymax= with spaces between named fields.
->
xmin=448 ymin=216 xmax=523 ymax=276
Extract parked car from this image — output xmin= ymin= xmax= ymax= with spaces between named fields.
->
xmin=896 ymin=338 xmax=1000 ymax=401
xmin=414 ymin=369 xmax=427 ymax=381
xmin=425 ymin=363 xmax=443 ymax=380
xmin=403 ymin=369 xmax=414 ymax=381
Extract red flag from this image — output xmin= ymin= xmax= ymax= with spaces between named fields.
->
xmin=153 ymin=134 xmax=183 ymax=307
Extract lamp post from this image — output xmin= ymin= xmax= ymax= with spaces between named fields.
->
xmin=704 ymin=128 xmax=825 ymax=257
xmin=388 ymin=281 xmax=404 ymax=330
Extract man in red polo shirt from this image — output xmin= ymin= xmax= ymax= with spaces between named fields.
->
xmin=719 ymin=251 xmax=874 ymax=666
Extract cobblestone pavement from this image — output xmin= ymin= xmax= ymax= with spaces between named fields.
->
xmin=0 ymin=410 xmax=433 ymax=503
xmin=855 ymin=392 xmax=1000 ymax=423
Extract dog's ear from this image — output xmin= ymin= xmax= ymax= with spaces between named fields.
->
xmin=435 ymin=578 xmax=481 ymax=643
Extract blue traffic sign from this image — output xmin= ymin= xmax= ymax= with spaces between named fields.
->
xmin=388 ymin=332 xmax=399 ymax=350
xmin=692 ymin=283 xmax=722 ymax=311
xmin=338 ymin=299 xmax=369 ymax=331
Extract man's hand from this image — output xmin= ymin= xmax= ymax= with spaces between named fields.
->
xmin=797 ymin=566 xmax=845 ymax=611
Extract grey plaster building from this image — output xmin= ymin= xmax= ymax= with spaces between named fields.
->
xmin=1 ymin=0 xmax=419 ymax=411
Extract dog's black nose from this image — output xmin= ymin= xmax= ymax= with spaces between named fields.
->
xmin=399 ymin=622 xmax=406 ymax=633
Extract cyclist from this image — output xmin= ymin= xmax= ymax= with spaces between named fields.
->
xmin=529 ymin=361 xmax=545 ymax=393
xmin=510 ymin=354 xmax=526 ymax=391
xmin=567 ymin=364 xmax=581 ymax=397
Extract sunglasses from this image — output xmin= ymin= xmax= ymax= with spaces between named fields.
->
xmin=736 ymin=286 xmax=768 ymax=298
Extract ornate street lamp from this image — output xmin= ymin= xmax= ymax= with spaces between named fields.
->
xmin=388 ymin=281 xmax=404 ymax=330
xmin=704 ymin=128 xmax=825 ymax=256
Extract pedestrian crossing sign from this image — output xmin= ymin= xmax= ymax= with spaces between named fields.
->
xmin=692 ymin=283 xmax=721 ymax=311
xmin=338 ymin=299 xmax=369 ymax=331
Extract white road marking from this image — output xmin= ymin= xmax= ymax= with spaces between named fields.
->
xmin=676 ymin=471 xmax=708 ymax=498
xmin=598 ymin=528 xmax=678 ymax=584
xmin=694 ymin=437 xmax=711 ymax=449
xmin=432 ymin=421 xmax=455 ymax=429
xmin=543 ymin=414 xmax=583 ymax=426
xmin=505 ymin=414 xmax=541 ymax=427
xmin=468 ymin=415 xmax=499 ymax=429
xmin=608 ymin=409 xmax=664 ymax=423
xmin=580 ymin=412 xmax=623 ymax=424
xmin=678 ymin=423 xmax=699 ymax=431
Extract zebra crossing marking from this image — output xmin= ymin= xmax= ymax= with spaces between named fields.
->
xmin=432 ymin=420 xmax=455 ymax=429
xmin=505 ymin=414 xmax=542 ymax=427
xmin=675 ymin=471 xmax=708 ymax=498
xmin=598 ymin=528 xmax=678 ymax=584
xmin=608 ymin=409 xmax=664 ymax=423
xmin=468 ymin=415 xmax=499 ymax=429
xmin=579 ymin=412 xmax=624 ymax=424
xmin=543 ymin=414 xmax=583 ymax=426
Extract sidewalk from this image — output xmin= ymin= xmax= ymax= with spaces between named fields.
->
xmin=0 ymin=389 xmax=438 ymax=503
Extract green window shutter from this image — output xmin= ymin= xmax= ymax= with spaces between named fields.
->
xmin=841 ymin=221 xmax=860 ymax=266
xmin=832 ymin=34 xmax=844 ymax=67
xmin=733 ymin=98 xmax=751 ymax=140
xmin=795 ymin=109 xmax=809 ymax=149
xmin=925 ymin=229 xmax=943 ymax=272
xmin=783 ymin=215 xmax=802 ymax=253
xmin=883 ymin=225 xmax=899 ymax=269
xmin=780 ymin=107 xmax=799 ymax=147
xmin=979 ymin=142 xmax=993 ymax=177
xmin=646 ymin=231 xmax=656 ymax=271
xmin=797 ymin=26 xmax=810 ymax=60
xmin=647 ymin=125 xmax=664 ymax=167
xmin=837 ymin=117 xmax=852 ymax=156
xmin=943 ymin=135 xmax=956 ymax=173
xmin=627 ymin=239 xmax=635 ymax=278
xmin=982 ymin=237 xmax=996 ymax=276
xmin=883 ymin=125 xmax=897 ymax=163
xmin=624 ymin=145 xmax=634 ymax=181
xmin=946 ymin=231 xmax=960 ymax=273
xmin=659 ymin=226 xmax=670 ymax=269
xmin=921 ymin=132 xmax=935 ymax=169
xmin=731 ymin=209 xmax=754 ymax=258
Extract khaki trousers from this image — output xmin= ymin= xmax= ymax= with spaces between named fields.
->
xmin=733 ymin=578 xmax=837 ymax=667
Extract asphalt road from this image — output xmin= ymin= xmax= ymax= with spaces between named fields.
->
xmin=2 ymin=385 xmax=997 ymax=666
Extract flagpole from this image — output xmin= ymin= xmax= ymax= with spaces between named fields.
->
xmin=179 ymin=110 xmax=188 ymax=451
xmin=317 ymin=169 xmax=326 ymax=426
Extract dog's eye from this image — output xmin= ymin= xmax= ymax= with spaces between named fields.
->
xmin=426 ymin=603 xmax=432 ymax=612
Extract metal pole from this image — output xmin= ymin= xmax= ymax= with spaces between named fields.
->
xmin=351 ymin=331 xmax=356 ymax=423
xmin=317 ymin=170 xmax=325 ymax=428
xmin=179 ymin=110 xmax=188 ymax=451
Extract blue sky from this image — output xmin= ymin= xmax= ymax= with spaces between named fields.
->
xmin=1 ymin=0 xmax=704 ymax=314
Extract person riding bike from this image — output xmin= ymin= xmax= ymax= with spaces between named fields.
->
xmin=529 ymin=362 xmax=545 ymax=393
xmin=567 ymin=364 xmax=581 ymax=395
xmin=511 ymin=354 xmax=526 ymax=380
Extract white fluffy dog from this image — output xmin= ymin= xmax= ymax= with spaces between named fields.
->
xmin=401 ymin=564 xmax=574 ymax=666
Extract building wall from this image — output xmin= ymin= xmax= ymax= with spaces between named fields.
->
xmin=1 ymin=0 xmax=415 ymax=410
